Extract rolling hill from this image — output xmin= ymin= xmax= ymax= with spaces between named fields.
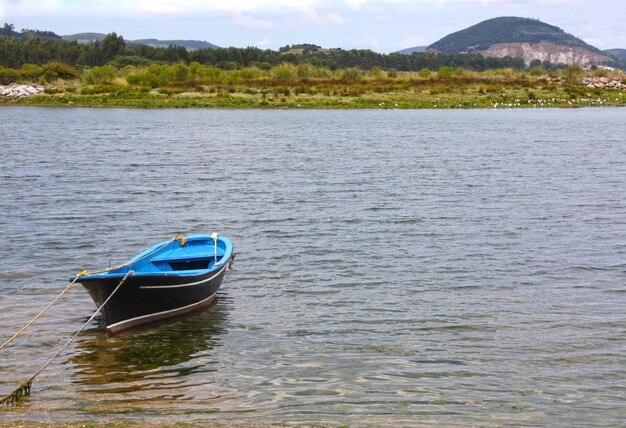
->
xmin=396 ymin=46 xmax=427 ymax=54
xmin=132 ymin=39 xmax=219 ymax=50
xmin=417 ymin=17 xmax=612 ymax=67
xmin=604 ymin=49 xmax=626 ymax=62
xmin=62 ymin=33 xmax=219 ymax=50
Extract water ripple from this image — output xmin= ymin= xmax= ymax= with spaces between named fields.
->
xmin=1 ymin=108 xmax=625 ymax=426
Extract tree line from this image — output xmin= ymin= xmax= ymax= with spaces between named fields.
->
xmin=0 ymin=30 xmax=529 ymax=72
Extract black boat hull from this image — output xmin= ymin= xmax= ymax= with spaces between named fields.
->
xmin=79 ymin=263 xmax=229 ymax=335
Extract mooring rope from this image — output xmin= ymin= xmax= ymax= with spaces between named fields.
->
xmin=0 ymin=234 xmax=191 ymax=406
xmin=0 ymin=235 xmax=184 ymax=352
xmin=0 ymin=276 xmax=82 ymax=351
xmin=0 ymin=270 xmax=134 ymax=407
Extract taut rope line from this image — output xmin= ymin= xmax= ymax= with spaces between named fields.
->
xmin=0 ymin=277 xmax=81 ymax=351
xmin=0 ymin=270 xmax=134 ymax=406
xmin=0 ymin=235 xmax=188 ymax=405
xmin=0 ymin=235 xmax=184 ymax=352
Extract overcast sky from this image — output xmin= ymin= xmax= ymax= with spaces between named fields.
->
xmin=1 ymin=0 xmax=623 ymax=52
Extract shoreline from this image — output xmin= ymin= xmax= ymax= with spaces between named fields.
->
xmin=2 ymin=68 xmax=625 ymax=109
xmin=2 ymin=90 xmax=625 ymax=109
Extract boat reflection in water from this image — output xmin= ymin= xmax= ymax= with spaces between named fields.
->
xmin=69 ymin=296 xmax=230 ymax=402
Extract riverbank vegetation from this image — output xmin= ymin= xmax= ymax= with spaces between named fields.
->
xmin=1 ymin=61 xmax=624 ymax=109
xmin=1 ymin=30 xmax=625 ymax=109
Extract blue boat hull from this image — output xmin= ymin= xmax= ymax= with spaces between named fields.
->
xmin=75 ymin=235 xmax=234 ymax=335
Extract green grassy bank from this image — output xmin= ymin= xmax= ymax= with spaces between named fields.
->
xmin=1 ymin=62 xmax=625 ymax=108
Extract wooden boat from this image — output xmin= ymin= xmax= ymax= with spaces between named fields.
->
xmin=72 ymin=234 xmax=234 ymax=335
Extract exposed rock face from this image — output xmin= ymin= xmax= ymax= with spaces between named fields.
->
xmin=478 ymin=41 xmax=610 ymax=66
xmin=0 ymin=84 xmax=45 ymax=98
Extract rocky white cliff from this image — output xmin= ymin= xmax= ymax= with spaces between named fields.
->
xmin=478 ymin=41 xmax=610 ymax=67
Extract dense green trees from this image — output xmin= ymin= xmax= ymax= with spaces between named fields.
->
xmin=0 ymin=31 xmax=527 ymax=72
xmin=1 ymin=23 xmax=16 ymax=37
xmin=102 ymin=32 xmax=126 ymax=62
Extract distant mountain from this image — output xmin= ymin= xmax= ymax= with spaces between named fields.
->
xmin=62 ymin=33 xmax=106 ymax=43
xmin=132 ymin=39 xmax=219 ymax=50
xmin=421 ymin=17 xmax=611 ymax=67
xmin=429 ymin=17 xmax=599 ymax=53
xmin=604 ymin=49 xmax=626 ymax=61
xmin=62 ymin=33 xmax=219 ymax=50
xmin=396 ymin=46 xmax=427 ymax=54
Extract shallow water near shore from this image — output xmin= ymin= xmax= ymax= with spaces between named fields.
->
xmin=0 ymin=107 xmax=625 ymax=426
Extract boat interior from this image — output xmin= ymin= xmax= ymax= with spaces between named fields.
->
xmin=148 ymin=237 xmax=227 ymax=272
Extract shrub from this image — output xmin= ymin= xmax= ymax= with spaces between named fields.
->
xmin=252 ymin=61 xmax=272 ymax=70
xmin=341 ymin=67 xmax=362 ymax=82
xmin=591 ymin=67 xmax=609 ymax=78
xmin=562 ymin=64 xmax=584 ymax=84
xmin=189 ymin=61 xmax=202 ymax=76
xmin=41 ymin=62 xmax=81 ymax=81
xmin=297 ymin=64 xmax=331 ymax=79
xmin=20 ymin=64 xmax=43 ymax=80
xmin=272 ymin=63 xmax=296 ymax=82
xmin=296 ymin=63 xmax=315 ymax=79
xmin=610 ymin=69 xmax=626 ymax=80
xmin=221 ymin=72 xmax=240 ymax=85
xmin=369 ymin=66 xmax=384 ymax=79
xmin=216 ymin=61 xmax=238 ymax=70
xmin=126 ymin=70 xmax=162 ymax=88
xmin=437 ymin=66 xmax=454 ymax=79
xmin=495 ymin=68 xmax=521 ymax=80
xmin=418 ymin=68 xmax=431 ymax=79
xmin=316 ymin=66 xmax=332 ymax=79
xmin=202 ymin=67 xmax=222 ymax=84
xmin=0 ymin=66 xmax=19 ymax=84
xmin=167 ymin=63 xmax=190 ymax=83
xmin=238 ymin=67 xmax=263 ymax=81
xmin=84 ymin=65 xmax=117 ymax=85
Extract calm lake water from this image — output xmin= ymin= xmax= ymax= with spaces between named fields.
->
xmin=0 ymin=107 xmax=625 ymax=426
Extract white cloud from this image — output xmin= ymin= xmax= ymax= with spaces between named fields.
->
xmin=352 ymin=36 xmax=381 ymax=50
xmin=1 ymin=0 xmax=59 ymax=14
xmin=136 ymin=0 xmax=181 ymax=14
xmin=1 ymin=0 xmax=621 ymax=53
xmin=286 ymin=10 xmax=345 ymax=27
xmin=346 ymin=0 xmax=369 ymax=9
xmin=253 ymin=37 xmax=271 ymax=48
xmin=233 ymin=13 xmax=274 ymax=29
xmin=132 ymin=0 xmax=327 ymax=15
